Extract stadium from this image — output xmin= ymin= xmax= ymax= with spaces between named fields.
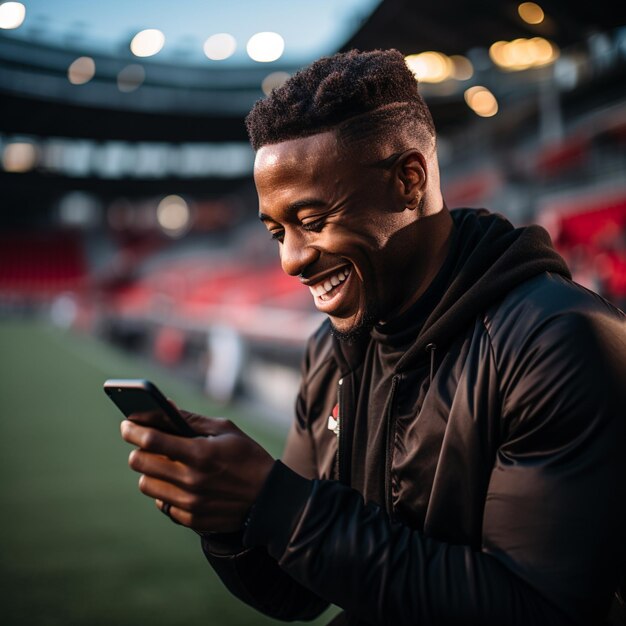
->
xmin=1 ymin=1 xmax=625 ymax=624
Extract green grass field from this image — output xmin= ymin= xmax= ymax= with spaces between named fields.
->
xmin=0 ymin=320 xmax=337 ymax=626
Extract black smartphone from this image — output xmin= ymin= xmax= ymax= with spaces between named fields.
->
xmin=103 ymin=379 xmax=196 ymax=437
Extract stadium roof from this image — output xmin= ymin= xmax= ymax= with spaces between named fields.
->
xmin=1 ymin=1 xmax=624 ymax=140
xmin=343 ymin=0 xmax=626 ymax=55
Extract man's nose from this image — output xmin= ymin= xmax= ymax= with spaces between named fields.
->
xmin=280 ymin=231 xmax=319 ymax=276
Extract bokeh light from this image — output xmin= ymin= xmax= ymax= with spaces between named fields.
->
xmin=450 ymin=55 xmax=474 ymax=80
xmin=518 ymin=2 xmax=545 ymax=25
xmin=405 ymin=52 xmax=454 ymax=83
xmin=117 ymin=64 xmax=145 ymax=93
xmin=3 ymin=141 xmax=38 ymax=172
xmin=157 ymin=195 xmax=191 ymax=237
xmin=67 ymin=57 xmax=96 ymax=85
xmin=0 ymin=2 xmax=25 ymax=29
xmin=489 ymin=37 xmax=559 ymax=71
xmin=464 ymin=86 xmax=498 ymax=117
xmin=527 ymin=37 xmax=555 ymax=65
xmin=130 ymin=29 xmax=165 ymax=58
xmin=203 ymin=33 xmax=237 ymax=60
xmin=246 ymin=32 xmax=285 ymax=63
xmin=261 ymin=71 xmax=291 ymax=96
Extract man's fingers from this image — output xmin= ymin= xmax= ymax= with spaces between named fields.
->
xmin=121 ymin=420 xmax=198 ymax=462
xmin=138 ymin=475 xmax=207 ymax=512
xmin=156 ymin=500 xmax=194 ymax=527
xmin=155 ymin=498 xmax=244 ymax=532
xmin=120 ymin=410 xmax=236 ymax=443
xmin=128 ymin=449 xmax=197 ymax=491
xmin=158 ymin=501 xmax=202 ymax=529
xmin=178 ymin=410 xmax=239 ymax=437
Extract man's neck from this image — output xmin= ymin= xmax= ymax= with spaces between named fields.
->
xmin=382 ymin=206 xmax=454 ymax=323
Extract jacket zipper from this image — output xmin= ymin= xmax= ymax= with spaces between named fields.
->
xmin=384 ymin=374 xmax=400 ymax=517
xmin=335 ymin=377 xmax=344 ymax=483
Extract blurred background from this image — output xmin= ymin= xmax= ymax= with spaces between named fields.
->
xmin=0 ymin=1 xmax=625 ymax=624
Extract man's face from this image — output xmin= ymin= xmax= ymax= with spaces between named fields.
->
xmin=255 ymin=131 xmax=419 ymax=339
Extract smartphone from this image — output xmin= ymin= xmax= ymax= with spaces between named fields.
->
xmin=103 ymin=379 xmax=197 ymax=437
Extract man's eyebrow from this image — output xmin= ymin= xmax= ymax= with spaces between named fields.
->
xmin=258 ymin=199 xmax=326 ymax=222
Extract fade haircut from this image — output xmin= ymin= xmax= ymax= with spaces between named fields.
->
xmin=245 ymin=49 xmax=436 ymax=154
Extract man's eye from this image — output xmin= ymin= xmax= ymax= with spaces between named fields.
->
xmin=302 ymin=219 xmax=325 ymax=232
xmin=270 ymin=230 xmax=284 ymax=242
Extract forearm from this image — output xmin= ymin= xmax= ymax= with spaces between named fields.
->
xmin=243 ymin=462 xmax=575 ymax=626
xmin=202 ymin=532 xmax=329 ymax=621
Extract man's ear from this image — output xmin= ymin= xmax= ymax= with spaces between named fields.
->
xmin=395 ymin=149 xmax=427 ymax=210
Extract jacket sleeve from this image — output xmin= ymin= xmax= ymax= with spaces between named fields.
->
xmin=241 ymin=310 xmax=626 ymax=626
xmin=201 ymin=531 xmax=329 ymax=621
xmin=201 ymin=417 xmax=330 ymax=621
xmin=201 ymin=334 xmax=330 ymax=622
xmin=482 ymin=308 xmax=626 ymax=625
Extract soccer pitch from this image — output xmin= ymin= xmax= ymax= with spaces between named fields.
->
xmin=0 ymin=320 xmax=336 ymax=626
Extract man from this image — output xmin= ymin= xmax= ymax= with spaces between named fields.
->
xmin=121 ymin=49 xmax=626 ymax=625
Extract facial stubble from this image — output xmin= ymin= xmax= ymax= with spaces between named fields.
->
xmin=329 ymin=294 xmax=379 ymax=344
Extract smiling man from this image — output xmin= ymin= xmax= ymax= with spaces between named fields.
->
xmin=121 ymin=50 xmax=626 ymax=625
xmin=255 ymin=126 xmax=452 ymax=342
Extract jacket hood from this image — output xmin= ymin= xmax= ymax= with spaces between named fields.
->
xmin=394 ymin=208 xmax=571 ymax=372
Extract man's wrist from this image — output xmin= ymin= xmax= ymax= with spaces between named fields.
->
xmin=200 ymin=530 xmax=247 ymax=556
xmin=242 ymin=460 xmax=314 ymax=554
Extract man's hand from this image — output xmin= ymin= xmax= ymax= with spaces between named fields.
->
xmin=120 ymin=410 xmax=274 ymax=533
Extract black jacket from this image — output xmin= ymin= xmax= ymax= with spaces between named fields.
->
xmin=204 ymin=209 xmax=626 ymax=625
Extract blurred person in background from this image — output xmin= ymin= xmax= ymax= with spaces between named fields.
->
xmin=121 ymin=49 xmax=626 ymax=625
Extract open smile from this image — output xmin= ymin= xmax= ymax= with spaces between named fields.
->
xmin=308 ymin=265 xmax=353 ymax=312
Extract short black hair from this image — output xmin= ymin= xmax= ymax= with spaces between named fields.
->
xmin=245 ymin=49 xmax=436 ymax=152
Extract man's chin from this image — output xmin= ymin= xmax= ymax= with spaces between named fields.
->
xmin=329 ymin=311 xmax=376 ymax=344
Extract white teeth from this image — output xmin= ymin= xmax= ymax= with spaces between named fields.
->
xmin=309 ymin=267 xmax=351 ymax=299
